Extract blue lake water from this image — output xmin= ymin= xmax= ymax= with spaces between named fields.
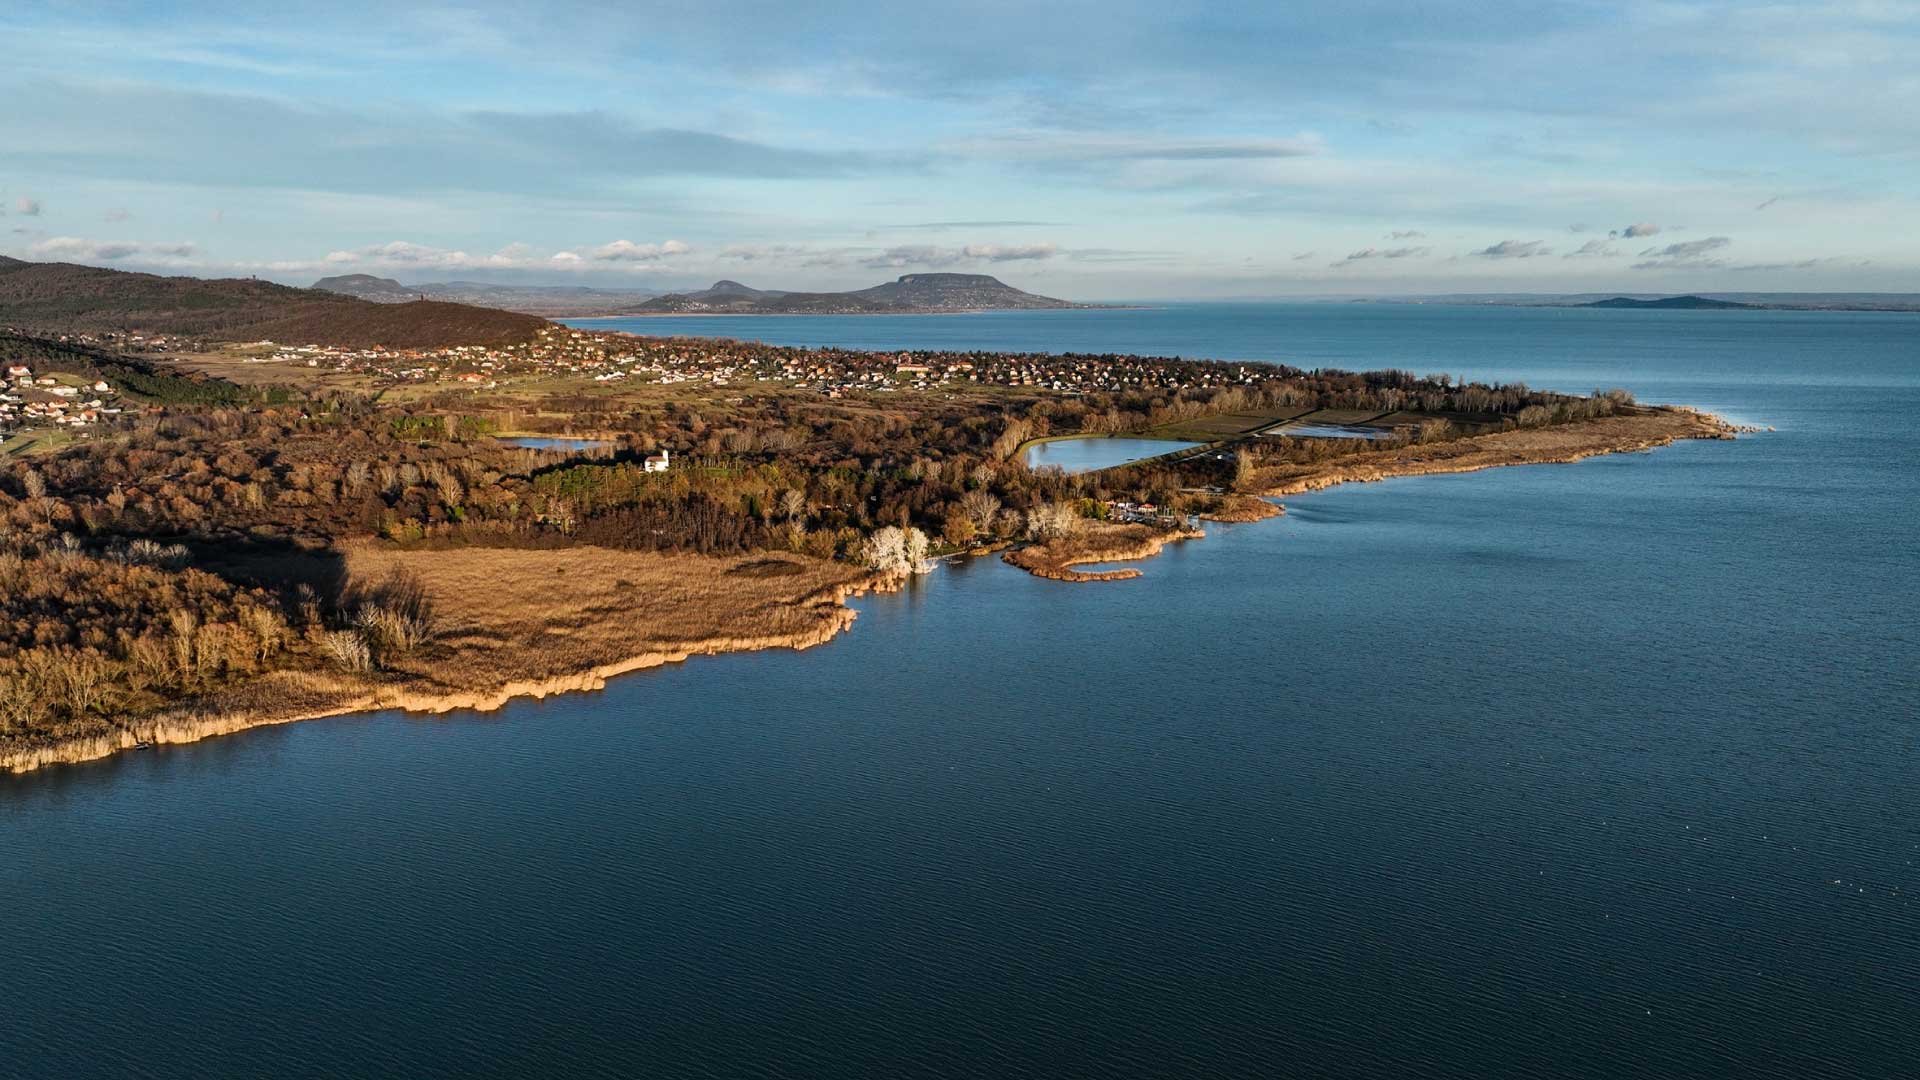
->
xmin=1022 ymin=436 xmax=1198 ymax=473
xmin=7 ymin=304 xmax=1919 ymax=1078
xmin=499 ymin=435 xmax=615 ymax=452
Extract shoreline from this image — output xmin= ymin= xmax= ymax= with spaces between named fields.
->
xmin=1003 ymin=523 xmax=1208 ymax=582
xmin=1253 ymin=406 xmax=1734 ymax=496
xmin=998 ymin=407 xmax=1736 ymax=583
xmin=563 ymin=305 xmax=1129 ymax=321
xmin=2 ymin=409 xmax=1737 ymax=776
xmin=2 ymin=567 xmax=893 ymax=776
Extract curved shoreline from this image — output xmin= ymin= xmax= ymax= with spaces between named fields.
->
xmin=1003 ymin=525 xmax=1207 ymax=582
xmin=3 ymin=410 xmax=1737 ymax=776
xmin=1253 ymin=407 xmax=1735 ymax=497
xmin=1 ymin=574 xmax=892 ymax=776
xmin=998 ymin=407 xmax=1737 ymax=582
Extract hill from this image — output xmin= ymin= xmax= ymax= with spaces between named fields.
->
xmin=0 ymin=260 xmax=549 ymax=347
xmin=313 ymin=275 xmax=662 ymax=317
xmin=634 ymin=273 xmax=1088 ymax=314
xmin=1582 ymin=295 xmax=1753 ymax=310
xmin=311 ymin=274 xmax=418 ymax=303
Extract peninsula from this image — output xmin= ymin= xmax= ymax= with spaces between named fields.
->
xmin=2 ymin=257 xmax=1732 ymax=772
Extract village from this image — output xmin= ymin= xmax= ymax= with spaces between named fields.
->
xmin=0 ymin=362 xmax=122 ymax=436
xmin=234 ymin=325 xmax=1276 ymax=398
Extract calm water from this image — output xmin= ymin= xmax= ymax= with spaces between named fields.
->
xmin=8 ymin=305 xmax=1918 ymax=1079
xmin=1021 ymin=436 xmax=1198 ymax=473
xmin=499 ymin=435 xmax=615 ymax=452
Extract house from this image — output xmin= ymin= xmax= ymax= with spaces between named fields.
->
xmin=644 ymin=449 xmax=671 ymax=473
xmin=5 ymin=365 xmax=29 ymax=379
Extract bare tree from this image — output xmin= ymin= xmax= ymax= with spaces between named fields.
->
xmin=779 ymin=489 xmax=807 ymax=521
xmin=960 ymin=490 xmax=1001 ymax=533
xmin=324 ymin=629 xmax=374 ymax=673
xmin=1025 ymin=502 xmax=1082 ymax=541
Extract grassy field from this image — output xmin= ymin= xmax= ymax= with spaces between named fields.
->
xmin=0 ymin=428 xmax=80 ymax=457
xmin=1284 ymin=408 xmax=1392 ymax=426
xmin=1146 ymin=407 xmax=1314 ymax=441
xmin=343 ymin=543 xmax=872 ymax=694
xmin=1368 ymin=410 xmax=1507 ymax=433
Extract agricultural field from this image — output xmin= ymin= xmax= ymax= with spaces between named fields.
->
xmin=1369 ymin=410 xmax=1509 ymax=433
xmin=1 ymin=428 xmax=81 ymax=458
xmin=1147 ymin=406 xmax=1314 ymax=441
xmin=1282 ymin=408 xmax=1395 ymax=426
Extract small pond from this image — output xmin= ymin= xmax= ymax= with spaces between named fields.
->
xmin=1021 ymin=437 xmax=1201 ymax=473
xmin=500 ymin=436 xmax=617 ymax=453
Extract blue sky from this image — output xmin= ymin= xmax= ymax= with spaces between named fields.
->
xmin=3 ymin=1 xmax=1917 ymax=299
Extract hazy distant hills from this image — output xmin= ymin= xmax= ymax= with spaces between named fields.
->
xmin=312 ymin=271 xmax=1084 ymax=316
xmin=1365 ymin=291 xmax=1920 ymax=312
xmin=1582 ymin=295 xmax=1752 ymax=310
xmin=633 ymin=273 xmax=1091 ymax=315
xmin=312 ymin=274 xmax=663 ymax=317
xmin=1 ymin=259 xmax=548 ymax=347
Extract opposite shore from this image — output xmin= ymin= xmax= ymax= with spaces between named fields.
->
xmin=2 ymin=407 xmax=1737 ymax=776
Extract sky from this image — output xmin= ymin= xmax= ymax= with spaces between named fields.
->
xmin=3 ymin=1 xmax=1918 ymax=300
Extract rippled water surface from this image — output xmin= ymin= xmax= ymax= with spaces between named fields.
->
xmin=7 ymin=305 xmax=1918 ymax=1079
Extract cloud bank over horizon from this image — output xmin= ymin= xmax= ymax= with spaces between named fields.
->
xmin=3 ymin=1 xmax=1917 ymax=298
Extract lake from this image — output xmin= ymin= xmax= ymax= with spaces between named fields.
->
xmin=1021 ymin=436 xmax=1199 ymax=473
xmin=6 ymin=304 xmax=1917 ymax=1079
xmin=498 ymin=435 xmax=615 ymax=452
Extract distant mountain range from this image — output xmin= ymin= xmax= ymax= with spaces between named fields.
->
xmin=635 ymin=273 xmax=1090 ymax=314
xmin=315 ymin=272 xmax=1091 ymax=316
xmin=311 ymin=275 xmax=663 ymax=317
xmin=2 ymin=258 xmax=548 ymax=347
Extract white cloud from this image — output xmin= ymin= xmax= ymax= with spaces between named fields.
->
xmin=1564 ymin=238 xmax=1620 ymax=258
xmin=1330 ymin=245 xmax=1428 ymax=267
xmin=30 ymin=236 xmax=194 ymax=262
xmin=1471 ymin=239 xmax=1551 ymax=258
xmin=1612 ymin=222 xmax=1660 ymax=238
xmin=861 ymin=243 xmax=1057 ymax=269
xmin=590 ymin=239 xmax=692 ymax=261
xmin=308 ymin=239 xmax=691 ymax=275
xmin=14 ymin=197 xmax=42 ymax=216
xmin=1632 ymin=236 xmax=1733 ymax=270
